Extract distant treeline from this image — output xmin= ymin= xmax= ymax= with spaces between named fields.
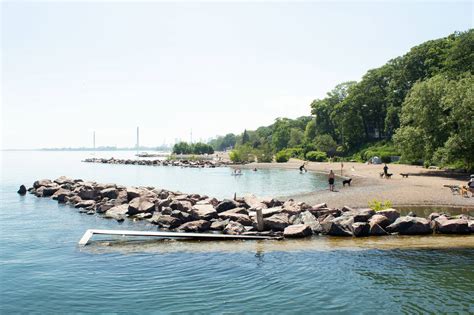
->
xmin=172 ymin=142 xmax=214 ymax=155
xmin=209 ymin=30 xmax=473 ymax=170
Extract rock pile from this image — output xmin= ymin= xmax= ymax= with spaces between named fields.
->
xmin=83 ymin=158 xmax=229 ymax=168
xmin=22 ymin=177 xmax=474 ymax=239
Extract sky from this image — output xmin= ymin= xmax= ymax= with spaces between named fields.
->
xmin=1 ymin=1 xmax=472 ymax=149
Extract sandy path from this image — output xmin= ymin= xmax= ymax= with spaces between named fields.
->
xmin=236 ymin=159 xmax=474 ymax=209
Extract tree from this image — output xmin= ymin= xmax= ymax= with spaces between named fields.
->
xmin=314 ymin=134 xmax=337 ymax=156
xmin=271 ymin=119 xmax=291 ymax=151
xmin=241 ymin=129 xmax=250 ymax=144
xmin=288 ymin=128 xmax=304 ymax=148
xmin=304 ymin=119 xmax=317 ymax=143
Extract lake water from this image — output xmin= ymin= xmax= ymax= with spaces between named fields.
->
xmin=1 ymin=151 xmax=473 ymax=313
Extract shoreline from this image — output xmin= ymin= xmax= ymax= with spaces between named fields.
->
xmin=235 ymin=160 xmax=474 ymax=209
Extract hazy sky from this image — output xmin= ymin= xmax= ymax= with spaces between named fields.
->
xmin=1 ymin=1 xmax=472 ymax=149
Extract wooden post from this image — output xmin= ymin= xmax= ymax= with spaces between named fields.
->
xmin=233 ymin=192 xmax=237 ymax=201
xmin=256 ymin=208 xmax=264 ymax=232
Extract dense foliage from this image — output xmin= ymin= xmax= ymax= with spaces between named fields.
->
xmin=172 ymin=142 xmax=214 ymax=155
xmin=215 ymin=30 xmax=474 ymax=170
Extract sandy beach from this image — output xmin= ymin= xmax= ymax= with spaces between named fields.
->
xmin=234 ymin=159 xmax=474 ymax=209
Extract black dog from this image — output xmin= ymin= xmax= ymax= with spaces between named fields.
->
xmin=385 ymin=173 xmax=393 ymax=179
xmin=400 ymin=173 xmax=409 ymax=178
xmin=342 ymin=178 xmax=352 ymax=187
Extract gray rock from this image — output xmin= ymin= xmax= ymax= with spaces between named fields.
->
xmin=210 ymin=219 xmax=229 ymax=231
xmin=292 ymin=211 xmax=322 ymax=233
xmin=126 ymin=187 xmax=141 ymax=201
xmin=369 ymin=214 xmax=391 ymax=229
xmin=351 ymin=222 xmax=370 ymax=237
xmin=369 ymin=223 xmax=388 ymax=236
xmin=128 ymin=197 xmax=156 ymax=215
xmin=104 ymin=204 xmax=128 ymax=221
xmin=376 ymin=209 xmax=400 ymax=224
xmin=352 ymin=208 xmax=375 ymax=222
xmin=178 ymin=220 xmax=211 ymax=232
xmin=283 ymin=224 xmax=312 ymax=238
xmin=100 ymin=187 xmax=119 ymax=199
xmin=53 ymin=176 xmax=74 ymax=185
xmin=75 ymin=200 xmax=96 ymax=209
xmin=218 ymin=212 xmax=252 ymax=226
xmin=215 ymin=199 xmax=239 ymax=212
xmin=42 ymin=185 xmax=60 ymax=197
xmin=321 ymin=220 xmax=352 ymax=236
xmin=263 ymin=213 xmax=290 ymax=231
xmin=386 ymin=216 xmax=432 ymax=235
xmin=33 ymin=179 xmax=52 ymax=189
xmin=435 ymin=218 xmax=470 ymax=234
xmin=223 ymin=221 xmax=245 ymax=235
xmin=190 ymin=204 xmax=218 ymax=220
xmin=149 ymin=214 xmax=182 ymax=229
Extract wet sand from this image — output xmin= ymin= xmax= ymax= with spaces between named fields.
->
xmin=236 ymin=160 xmax=474 ymax=209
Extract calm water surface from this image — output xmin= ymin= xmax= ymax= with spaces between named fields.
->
xmin=1 ymin=151 xmax=473 ymax=313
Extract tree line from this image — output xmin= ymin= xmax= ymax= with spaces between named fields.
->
xmin=172 ymin=142 xmax=214 ymax=155
xmin=209 ymin=30 xmax=473 ymax=170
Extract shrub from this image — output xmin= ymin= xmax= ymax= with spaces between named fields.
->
xmin=305 ymin=151 xmax=327 ymax=162
xmin=275 ymin=150 xmax=290 ymax=163
xmin=368 ymin=199 xmax=393 ymax=211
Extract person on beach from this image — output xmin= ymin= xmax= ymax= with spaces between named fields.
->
xmin=383 ymin=164 xmax=389 ymax=176
xmin=328 ymin=170 xmax=335 ymax=191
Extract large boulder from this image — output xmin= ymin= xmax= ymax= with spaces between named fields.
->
xmin=351 ymin=222 xmax=370 ymax=237
xmin=178 ymin=220 xmax=211 ymax=232
xmin=243 ymin=195 xmax=267 ymax=209
xmin=292 ymin=211 xmax=322 ymax=233
xmin=369 ymin=223 xmax=388 ymax=236
xmin=215 ymin=199 xmax=239 ymax=212
xmin=75 ymin=200 xmax=96 ymax=209
xmin=104 ymin=204 xmax=128 ymax=221
xmin=78 ymin=187 xmax=98 ymax=200
xmin=42 ymin=185 xmax=60 ymax=197
xmin=321 ymin=220 xmax=352 ymax=236
xmin=126 ymin=187 xmax=141 ymax=201
xmin=148 ymin=214 xmax=182 ymax=229
xmin=377 ymin=209 xmax=400 ymax=224
xmin=218 ymin=212 xmax=252 ymax=226
xmin=352 ymin=208 xmax=375 ymax=223
xmin=469 ymin=221 xmax=474 ymax=233
xmin=33 ymin=179 xmax=52 ymax=189
xmin=369 ymin=214 xmax=391 ymax=229
xmin=100 ymin=187 xmax=119 ymax=199
xmin=53 ymin=176 xmax=74 ymax=185
xmin=17 ymin=185 xmax=27 ymax=195
xmin=435 ymin=218 xmax=470 ymax=234
xmin=128 ymin=197 xmax=156 ymax=215
xmin=263 ymin=213 xmax=290 ymax=231
xmin=210 ymin=219 xmax=229 ymax=231
xmin=223 ymin=221 xmax=245 ymax=235
xmin=190 ymin=204 xmax=218 ymax=221
xmin=386 ymin=216 xmax=432 ymax=235
xmin=283 ymin=224 xmax=312 ymax=238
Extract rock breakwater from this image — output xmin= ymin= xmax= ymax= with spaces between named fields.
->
xmin=83 ymin=157 xmax=230 ymax=168
xmin=22 ymin=176 xmax=474 ymax=239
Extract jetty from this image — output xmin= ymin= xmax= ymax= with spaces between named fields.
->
xmin=22 ymin=177 xmax=474 ymax=241
xmin=83 ymin=157 xmax=229 ymax=168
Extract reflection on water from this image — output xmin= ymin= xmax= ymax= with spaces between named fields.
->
xmin=81 ymin=234 xmax=474 ymax=255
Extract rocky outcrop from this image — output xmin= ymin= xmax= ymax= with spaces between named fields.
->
xmin=83 ymin=157 xmax=229 ymax=168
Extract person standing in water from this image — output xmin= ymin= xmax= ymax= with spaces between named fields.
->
xmin=328 ymin=170 xmax=335 ymax=191
xmin=299 ymin=162 xmax=307 ymax=173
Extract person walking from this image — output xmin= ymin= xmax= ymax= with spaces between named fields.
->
xmin=328 ymin=170 xmax=335 ymax=191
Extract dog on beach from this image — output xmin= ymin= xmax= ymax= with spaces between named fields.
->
xmin=400 ymin=173 xmax=409 ymax=178
xmin=379 ymin=172 xmax=385 ymax=178
xmin=342 ymin=178 xmax=352 ymax=187
xmin=385 ymin=173 xmax=393 ymax=179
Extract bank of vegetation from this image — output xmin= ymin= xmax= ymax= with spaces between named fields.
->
xmin=208 ymin=30 xmax=473 ymax=171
